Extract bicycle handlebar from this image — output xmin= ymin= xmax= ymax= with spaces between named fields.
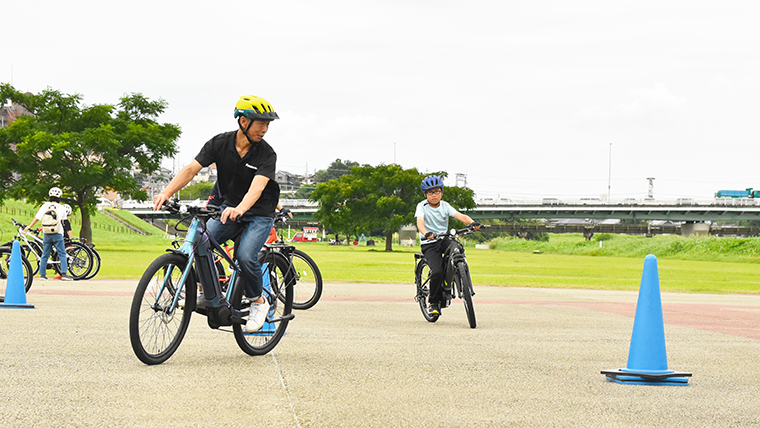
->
xmin=162 ymin=200 xmax=222 ymax=218
xmin=428 ymin=224 xmax=489 ymax=241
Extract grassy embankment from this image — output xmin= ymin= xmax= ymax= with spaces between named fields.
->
xmin=3 ymin=198 xmax=760 ymax=294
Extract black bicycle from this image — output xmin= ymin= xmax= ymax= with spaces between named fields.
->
xmin=414 ymin=225 xmax=483 ymax=328
xmin=0 ymin=242 xmax=34 ymax=293
xmin=129 ymin=201 xmax=296 ymax=365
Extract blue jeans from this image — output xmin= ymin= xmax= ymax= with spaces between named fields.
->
xmin=206 ymin=210 xmax=274 ymax=300
xmin=40 ymin=233 xmax=67 ymax=277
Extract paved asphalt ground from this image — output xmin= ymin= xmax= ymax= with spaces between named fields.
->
xmin=1 ymin=278 xmax=759 ymax=427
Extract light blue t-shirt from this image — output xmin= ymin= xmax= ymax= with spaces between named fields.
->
xmin=414 ymin=199 xmax=458 ymax=242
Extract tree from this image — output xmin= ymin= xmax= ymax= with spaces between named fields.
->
xmin=314 ymin=158 xmax=359 ymax=183
xmin=310 ymin=164 xmax=476 ymax=251
xmin=0 ymin=84 xmax=180 ymax=242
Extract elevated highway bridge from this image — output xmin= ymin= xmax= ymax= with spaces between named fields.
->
xmin=125 ymin=199 xmax=760 ymax=235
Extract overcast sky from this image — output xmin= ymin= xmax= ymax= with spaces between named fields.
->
xmin=3 ymin=1 xmax=759 ymax=201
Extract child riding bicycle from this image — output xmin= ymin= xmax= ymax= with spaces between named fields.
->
xmin=415 ymin=175 xmax=480 ymax=317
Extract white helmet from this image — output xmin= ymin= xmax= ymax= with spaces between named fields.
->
xmin=63 ymin=204 xmax=72 ymax=216
xmin=48 ymin=187 xmax=63 ymax=198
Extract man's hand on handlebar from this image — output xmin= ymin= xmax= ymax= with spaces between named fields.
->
xmin=153 ymin=194 xmax=169 ymax=211
xmin=220 ymin=206 xmax=245 ymax=223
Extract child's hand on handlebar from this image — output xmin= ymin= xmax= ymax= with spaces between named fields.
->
xmin=470 ymin=222 xmax=482 ymax=230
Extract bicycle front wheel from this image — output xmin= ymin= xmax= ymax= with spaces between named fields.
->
xmin=21 ymin=242 xmax=42 ymax=276
xmin=290 ymin=249 xmax=322 ymax=310
xmin=83 ymin=244 xmax=101 ymax=280
xmin=456 ymin=262 xmax=476 ymax=329
xmin=0 ymin=246 xmax=34 ymax=292
xmin=415 ymin=259 xmax=438 ymax=323
xmin=232 ymin=251 xmax=294 ymax=356
xmin=129 ymin=253 xmax=196 ymax=365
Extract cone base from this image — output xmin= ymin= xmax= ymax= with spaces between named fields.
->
xmin=0 ymin=302 xmax=35 ymax=309
xmin=602 ymin=368 xmax=691 ymax=386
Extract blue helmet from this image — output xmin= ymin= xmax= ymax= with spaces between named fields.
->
xmin=420 ymin=175 xmax=444 ymax=192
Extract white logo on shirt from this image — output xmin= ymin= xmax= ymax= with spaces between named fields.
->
xmin=245 ymin=163 xmax=257 ymax=170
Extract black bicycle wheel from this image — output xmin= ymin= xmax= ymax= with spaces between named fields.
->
xmin=129 ymin=253 xmax=196 ymax=365
xmin=83 ymin=244 xmax=101 ymax=280
xmin=289 ymin=249 xmax=322 ymax=310
xmin=456 ymin=262 xmax=476 ymax=329
xmin=66 ymin=242 xmax=93 ymax=280
xmin=232 ymin=251 xmax=294 ymax=356
xmin=415 ymin=258 xmax=438 ymax=323
xmin=0 ymin=246 xmax=34 ymax=292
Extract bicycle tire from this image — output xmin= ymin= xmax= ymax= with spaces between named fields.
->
xmin=66 ymin=241 xmax=93 ymax=280
xmin=0 ymin=246 xmax=34 ymax=292
xmin=415 ymin=258 xmax=438 ymax=323
xmin=21 ymin=242 xmax=42 ymax=276
xmin=129 ymin=253 xmax=196 ymax=365
xmin=83 ymin=244 xmax=101 ymax=280
xmin=456 ymin=261 xmax=476 ymax=329
xmin=289 ymin=249 xmax=322 ymax=310
xmin=232 ymin=251 xmax=294 ymax=356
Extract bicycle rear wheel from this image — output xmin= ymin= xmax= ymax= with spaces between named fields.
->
xmin=0 ymin=246 xmax=34 ymax=292
xmin=66 ymin=241 xmax=93 ymax=280
xmin=456 ymin=262 xmax=476 ymax=329
xmin=232 ymin=251 xmax=294 ymax=356
xmin=415 ymin=259 xmax=438 ymax=323
xmin=290 ymin=249 xmax=322 ymax=310
xmin=129 ymin=253 xmax=196 ymax=365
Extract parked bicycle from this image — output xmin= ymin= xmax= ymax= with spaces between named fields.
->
xmin=129 ymin=200 xmax=296 ymax=365
xmin=0 ymin=242 xmax=34 ymax=292
xmin=213 ymin=211 xmax=323 ymax=310
xmin=414 ymin=224 xmax=484 ymax=328
xmin=5 ymin=219 xmax=93 ymax=280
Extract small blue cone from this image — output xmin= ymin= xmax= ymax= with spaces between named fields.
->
xmin=602 ymin=254 xmax=690 ymax=385
xmin=1 ymin=240 xmax=35 ymax=309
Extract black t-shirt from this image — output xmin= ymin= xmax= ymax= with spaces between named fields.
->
xmin=195 ymin=131 xmax=280 ymax=217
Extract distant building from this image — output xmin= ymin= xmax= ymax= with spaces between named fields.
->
xmin=276 ymin=170 xmax=301 ymax=193
xmin=0 ymin=103 xmax=33 ymax=129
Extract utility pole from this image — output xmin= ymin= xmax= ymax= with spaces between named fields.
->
xmin=607 ymin=143 xmax=612 ymax=202
xmin=647 ymin=177 xmax=655 ymax=199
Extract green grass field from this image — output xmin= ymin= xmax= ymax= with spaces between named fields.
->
xmin=3 ymin=199 xmax=760 ymax=294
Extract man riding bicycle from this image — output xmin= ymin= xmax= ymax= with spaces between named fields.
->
xmin=154 ymin=95 xmax=280 ymax=333
xmin=415 ymin=175 xmax=480 ymax=317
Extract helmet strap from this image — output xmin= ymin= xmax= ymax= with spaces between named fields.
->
xmin=237 ymin=117 xmax=257 ymax=146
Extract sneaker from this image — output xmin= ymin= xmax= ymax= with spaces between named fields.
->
xmin=428 ymin=302 xmax=440 ymax=317
xmin=60 ymin=274 xmax=74 ymax=281
xmin=246 ymin=299 xmax=270 ymax=333
xmin=39 ymin=275 xmax=48 ymax=281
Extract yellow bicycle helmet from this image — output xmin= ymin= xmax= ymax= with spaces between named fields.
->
xmin=233 ymin=95 xmax=279 ymax=121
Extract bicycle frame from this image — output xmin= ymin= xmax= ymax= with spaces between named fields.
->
xmin=161 ymin=215 xmax=245 ymax=329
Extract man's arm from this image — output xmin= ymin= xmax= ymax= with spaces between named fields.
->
xmin=220 ymin=175 xmax=270 ymax=223
xmin=153 ymin=160 xmax=203 ymax=210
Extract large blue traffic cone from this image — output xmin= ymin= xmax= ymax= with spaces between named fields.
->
xmin=602 ymin=254 xmax=690 ymax=385
xmin=1 ymin=240 xmax=35 ymax=309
